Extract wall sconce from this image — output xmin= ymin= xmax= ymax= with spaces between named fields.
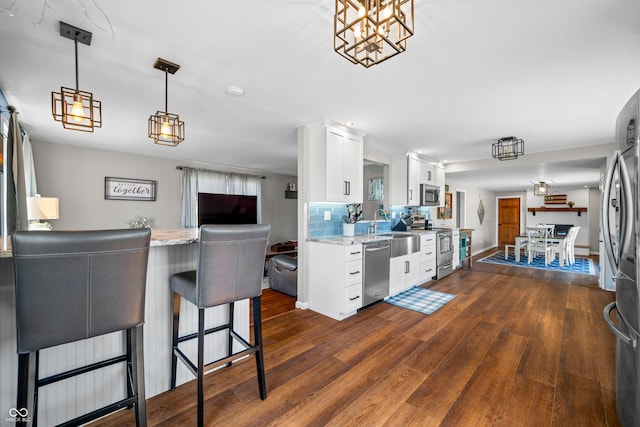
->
xmin=51 ymin=21 xmax=102 ymax=132
xmin=148 ymin=58 xmax=184 ymax=146
xmin=26 ymin=195 xmax=59 ymax=230
xmin=534 ymin=182 xmax=550 ymax=196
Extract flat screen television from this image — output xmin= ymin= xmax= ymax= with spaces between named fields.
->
xmin=197 ymin=192 xmax=258 ymax=226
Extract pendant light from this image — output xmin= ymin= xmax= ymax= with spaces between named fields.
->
xmin=334 ymin=0 xmax=414 ymax=68
xmin=51 ymin=22 xmax=102 ymax=132
xmin=148 ymin=58 xmax=184 ymax=146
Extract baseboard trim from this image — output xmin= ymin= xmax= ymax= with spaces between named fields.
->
xmin=295 ymin=301 xmax=309 ymax=310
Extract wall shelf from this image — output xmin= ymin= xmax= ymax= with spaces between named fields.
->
xmin=527 ymin=206 xmax=587 ymax=216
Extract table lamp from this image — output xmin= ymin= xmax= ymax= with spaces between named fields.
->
xmin=26 ymin=195 xmax=59 ymax=230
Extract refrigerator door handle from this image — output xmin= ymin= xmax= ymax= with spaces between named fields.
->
xmin=618 ymin=156 xmax=634 ymax=258
xmin=601 ymin=151 xmax=619 ymax=271
xmin=603 ymin=301 xmax=637 ymax=348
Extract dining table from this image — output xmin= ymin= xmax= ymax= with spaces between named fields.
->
xmin=514 ymin=233 xmax=566 ymax=266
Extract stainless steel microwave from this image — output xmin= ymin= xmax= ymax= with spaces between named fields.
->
xmin=420 ymin=184 xmax=440 ymax=206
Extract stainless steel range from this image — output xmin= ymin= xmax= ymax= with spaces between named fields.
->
xmin=434 ymin=228 xmax=453 ymax=279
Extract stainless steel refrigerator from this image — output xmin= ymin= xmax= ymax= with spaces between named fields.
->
xmin=603 ymin=89 xmax=639 ymax=427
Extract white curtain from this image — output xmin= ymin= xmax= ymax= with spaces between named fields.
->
xmin=179 ymin=167 xmax=262 ymax=228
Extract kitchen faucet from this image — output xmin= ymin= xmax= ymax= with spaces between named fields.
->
xmin=373 ymin=209 xmax=386 ymax=234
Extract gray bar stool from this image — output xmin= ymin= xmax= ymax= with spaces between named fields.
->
xmin=170 ymin=224 xmax=270 ymax=427
xmin=12 ymin=228 xmax=151 ymax=427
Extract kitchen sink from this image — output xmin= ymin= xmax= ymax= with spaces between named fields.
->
xmin=378 ymin=232 xmax=420 ymax=257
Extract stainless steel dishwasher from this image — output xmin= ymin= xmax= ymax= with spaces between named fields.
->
xmin=362 ymin=240 xmax=391 ymax=307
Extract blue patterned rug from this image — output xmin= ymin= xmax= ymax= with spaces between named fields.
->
xmin=384 ymin=286 xmax=456 ymax=315
xmin=478 ymin=251 xmax=595 ymax=275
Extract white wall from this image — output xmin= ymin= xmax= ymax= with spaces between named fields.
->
xmin=31 ymin=141 xmax=297 ymax=245
xmin=441 ymin=179 xmax=497 ymax=254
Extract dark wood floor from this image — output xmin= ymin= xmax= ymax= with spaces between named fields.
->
xmin=92 ymin=248 xmax=619 ymax=426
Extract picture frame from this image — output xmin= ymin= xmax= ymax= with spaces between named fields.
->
xmin=105 ymin=177 xmax=156 ymax=201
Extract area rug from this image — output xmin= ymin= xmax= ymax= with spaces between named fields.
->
xmin=478 ymin=251 xmax=595 ymax=275
xmin=384 ymin=286 xmax=456 ymax=315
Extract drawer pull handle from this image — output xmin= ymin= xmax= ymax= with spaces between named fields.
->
xmin=350 ymin=271 xmax=361 ymax=275
xmin=349 ymin=295 xmax=360 ymax=301
xmin=350 ymin=251 xmax=361 ymax=255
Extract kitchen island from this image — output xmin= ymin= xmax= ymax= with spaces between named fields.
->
xmin=0 ymin=229 xmax=250 ymax=426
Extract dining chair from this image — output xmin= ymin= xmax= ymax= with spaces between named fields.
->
xmin=567 ymin=226 xmax=580 ymax=265
xmin=527 ymin=227 xmax=555 ymax=265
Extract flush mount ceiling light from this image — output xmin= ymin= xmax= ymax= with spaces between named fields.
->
xmin=492 ymin=136 xmax=524 ymax=161
xmin=334 ymin=0 xmax=414 ymax=68
xmin=51 ymin=21 xmax=102 ymax=132
xmin=534 ymin=181 xmax=550 ymax=196
xmin=148 ymin=58 xmax=184 ymax=146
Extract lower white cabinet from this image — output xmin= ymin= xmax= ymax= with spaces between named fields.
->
xmin=308 ymin=242 xmax=363 ymax=320
xmin=419 ymin=232 xmax=437 ymax=283
xmin=389 ymin=252 xmax=420 ymax=296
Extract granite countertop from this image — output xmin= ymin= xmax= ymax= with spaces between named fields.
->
xmin=308 ymin=228 xmax=439 ymax=246
xmin=0 ymin=228 xmax=200 ymax=258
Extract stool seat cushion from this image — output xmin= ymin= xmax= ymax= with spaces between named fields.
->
xmin=170 ymin=270 xmax=197 ymax=305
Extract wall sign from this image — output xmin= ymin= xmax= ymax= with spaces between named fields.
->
xmin=105 ymin=177 xmax=156 ymax=201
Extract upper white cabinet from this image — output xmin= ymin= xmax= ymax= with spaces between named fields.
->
xmin=302 ymin=121 xmax=364 ymax=203
xmin=407 ymin=154 xmax=421 ymax=206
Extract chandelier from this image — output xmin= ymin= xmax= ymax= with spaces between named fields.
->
xmin=334 ymin=0 xmax=414 ymax=68
xmin=148 ymin=58 xmax=185 ymax=146
xmin=492 ymin=136 xmax=524 ymax=161
xmin=51 ymin=22 xmax=102 ymax=132
xmin=534 ymin=182 xmax=550 ymax=196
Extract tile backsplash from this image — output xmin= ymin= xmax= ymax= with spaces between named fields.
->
xmin=308 ymin=203 xmax=391 ymax=238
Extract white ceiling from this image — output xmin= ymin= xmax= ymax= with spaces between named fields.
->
xmin=1 ymin=0 xmax=639 ymax=191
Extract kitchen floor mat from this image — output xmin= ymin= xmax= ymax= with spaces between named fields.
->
xmin=384 ymin=286 xmax=455 ymax=315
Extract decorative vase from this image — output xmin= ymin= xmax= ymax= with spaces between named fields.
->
xmin=343 ymin=223 xmax=355 ymax=236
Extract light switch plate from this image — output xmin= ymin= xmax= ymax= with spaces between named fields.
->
xmin=324 ymin=211 xmax=331 ymax=221
xmin=392 ymin=212 xmax=396 ymax=219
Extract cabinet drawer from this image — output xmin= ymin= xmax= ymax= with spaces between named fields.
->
xmin=345 ymin=260 xmax=363 ymax=285
xmin=421 ymin=234 xmax=436 ymax=246
xmin=342 ymin=283 xmax=363 ymax=313
xmin=343 ymin=245 xmax=363 ymax=262
xmin=420 ymin=261 xmax=436 ymax=280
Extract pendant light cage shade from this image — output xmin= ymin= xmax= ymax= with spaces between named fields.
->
xmin=534 ymin=181 xmax=550 ymax=196
xmin=335 ymin=0 xmax=414 ymax=68
xmin=148 ymin=112 xmax=185 ymax=146
xmin=51 ymin=87 xmax=102 ymax=132
xmin=492 ymin=136 xmax=524 ymax=161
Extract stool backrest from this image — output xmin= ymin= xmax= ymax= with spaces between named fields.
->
xmin=12 ymin=229 xmax=151 ymax=353
xmin=196 ymin=224 xmax=270 ymax=307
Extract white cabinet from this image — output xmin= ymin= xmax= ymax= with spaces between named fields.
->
xmin=308 ymin=242 xmax=363 ymax=320
xmin=389 ymin=252 xmax=420 ymax=296
xmin=407 ymin=154 xmax=421 ymax=206
xmin=419 ymin=161 xmax=435 ymax=184
xmin=419 ymin=232 xmax=437 ymax=283
xmin=305 ymin=121 xmax=364 ymax=203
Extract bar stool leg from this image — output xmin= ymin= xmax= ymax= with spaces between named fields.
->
xmin=17 ymin=352 xmax=37 ymax=427
xmin=170 ymin=292 xmax=181 ymax=390
xmin=197 ymin=308 xmax=205 ymax=427
xmin=130 ymin=325 xmax=147 ymax=427
xmin=227 ymin=302 xmax=235 ymax=367
xmin=252 ymin=296 xmax=267 ymax=400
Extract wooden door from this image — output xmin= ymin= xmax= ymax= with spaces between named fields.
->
xmin=498 ymin=198 xmax=520 ymax=245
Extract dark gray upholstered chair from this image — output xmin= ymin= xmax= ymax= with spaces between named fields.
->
xmin=12 ymin=228 xmax=151 ymax=427
xmin=268 ymin=255 xmax=297 ymax=296
xmin=170 ymin=224 xmax=270 ymax=427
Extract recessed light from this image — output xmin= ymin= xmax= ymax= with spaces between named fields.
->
xmin=226 ymin=86 xmax=244 ymax=97
xmin=345 ymin=121 xmax=354 ymax=127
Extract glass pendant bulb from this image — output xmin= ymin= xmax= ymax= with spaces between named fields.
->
xmin=70 ymin=93 xmax=85 ymax=122
xmin=160 ymin=118 xmax=171 ymax=138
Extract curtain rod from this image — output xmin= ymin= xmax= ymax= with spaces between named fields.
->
xmin=176 ymin=165 xmax=266 ymax=179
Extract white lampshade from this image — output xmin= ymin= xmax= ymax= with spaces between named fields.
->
xmin=26 ymin=196 xmax=59 ymax=220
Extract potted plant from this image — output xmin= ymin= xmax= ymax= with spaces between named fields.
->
xmin=567 ymin=201 xmax=575 ymax=208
